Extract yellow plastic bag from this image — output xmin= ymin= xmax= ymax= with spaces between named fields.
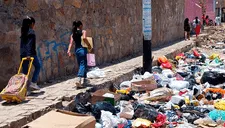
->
xmin=132 ymin=118 xmax=151 ymax=128
xmin=214 ymin=100 xmax=225 ymax=111
xmin=209 ymin=53 xmax=220 ymax=60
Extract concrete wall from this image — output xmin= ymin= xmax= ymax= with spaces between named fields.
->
xmin=0 ymin=0 xmax=186 ymax=90
xmin=0 ymin=0 xmax=142 ymax=90
xmin=152 ymin=0 xmax=185 ymax=47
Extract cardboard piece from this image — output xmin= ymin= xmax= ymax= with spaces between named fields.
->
xmin=91 ymin=89 xmax=121 ymax=106
xmin=23 ymin=109 xmax=96 ymax=128
xmin=131 ymin=77 xmax=157 ymax=92
xmin=81 ymin=37 xmax=93 ymax=53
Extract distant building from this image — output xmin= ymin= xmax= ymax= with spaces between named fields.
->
xmin=215 ymin=0 xmax=225 ymax=22
xmin=185 ymin=0 xmax=215 ymax=22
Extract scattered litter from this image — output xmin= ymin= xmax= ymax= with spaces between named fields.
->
xmin=87 ymin=67 xmax=106 ymax=79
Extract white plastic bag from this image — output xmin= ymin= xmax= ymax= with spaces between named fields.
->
xmin=100 ymin=110 xmax=127 ymax=128
xmin=119 ymin=101 xmax=134 ymax=119
xmin=162 ymin=69 xmax=174 ymax=78
xmin=120 ymin=81 xmax=132 ymax=90
xmin=142 ymin=72 xmax=153 ymax=79
xmin=131 ymin=74 xmax=143 ymax=82
xmin=87 ymin=67 xmax=106 ymax=79
xmin=169 ymin=80 xmax=189 ymax=90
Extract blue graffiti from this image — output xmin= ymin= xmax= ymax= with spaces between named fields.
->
xmin=37 ymin=31 xmax=72 ymax=78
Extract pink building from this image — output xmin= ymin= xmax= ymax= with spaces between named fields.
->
xmin=185 ymin=0 xmax=202 ymax=22
xmin=185 ymin=0 xmax=215 ymax=22
xmin=205 ymin=0 xmax=215 ymax=20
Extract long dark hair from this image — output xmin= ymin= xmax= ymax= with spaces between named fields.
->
xmin=184 ymin=18 xmax=189 ymax=25
xmin=72 ymin=21 xmax=82 ymax=40
xmin=21 ymin=16 xmax=35 ymax=40
xmin=195 ymin=17 xmax=199 ymax=24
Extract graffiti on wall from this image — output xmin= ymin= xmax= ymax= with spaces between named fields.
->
xmin=37 ymin=31 xmax=72 ymax=79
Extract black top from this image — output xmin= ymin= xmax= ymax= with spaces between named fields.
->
xmin=73 ymin=30 xmax=83 ymax=49
xmin=20 ymin=29 xmax=36 ymax=56
xmin=184 ymin=23 xmax=191 ymax=32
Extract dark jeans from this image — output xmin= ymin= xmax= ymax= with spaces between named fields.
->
xmin=75 ymin=47 xmax=87 ymax=78
xmin=21 ymin=55 xmax=41 ymax=83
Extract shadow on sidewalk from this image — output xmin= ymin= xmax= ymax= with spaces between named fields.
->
xmin=1 ymin=100 xmax=30 ymax=106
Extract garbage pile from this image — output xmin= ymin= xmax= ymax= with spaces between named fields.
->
xmin=73 ymin=49 xmax=225 ymax=128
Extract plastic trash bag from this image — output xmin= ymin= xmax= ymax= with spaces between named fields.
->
xmin=131 ymin=74 xmax=143 ymax=82
xmin=177 ymin=71 xmax=190 ymax=78
xmin=188 ymin=65 xmax=200 ymax=74
xmin=120 ymin=81 xmax=131 ymax=90
xmin=201 ymin=71 xmax=225 ymax=85
xmin=181 ymin=106 xmax=210 ymax=117
xmin=158 ymin=56 xmax=168 ymax=64
xmin=161 ymin=62 xmax=172 ymax=69
xmin=92 ymin=101 xmax=117 ymax=120
xmin=168 ymin=80 xmax=189 ymax=91
xmin=185 ymin=114 xmax=202 ymax=124
xmin=193 ymin=50 xmax=200 ymax=57
xmin=214 ymin=100 xmax=225 ymax=111
xmin=95 ymin=123 xmax=103 ymax=128
xmin=87 ymin=67 xmax=106 ymax=79
xmin=152 ymin=66 xmax=162 ymax=73
xmin=162 ymin=69 xmax=174 ymax=78
xmin=209 ymin=57 xmax=221 ymax=67
xmin=153 ymin=74 xmax=170 ymax=87
xmin=199 ymin=54 xmax=206 ymax=63
xmin=184 ymin=74 xmax=197 ymax=89
xmin=165 ymin=110 xmax=179 ymax=122
xmin=100 ymin=110 xmax=127 ymax=128
xmin=142 ymin=72 xmax=153 ymax=79
xmin=206 ymin=88 xmax=225 ymax=95
xmin=151 ymin=114 xmax=167 ymax=128
xmin=133 ymin=103 xmax=159 ymax=122
xmin=194 ymin=117 xmax=218 ymax=127
xmin=209 ymin=110 xmax=225 ymax=121
xmin=73 ymin=92 xmax=92 ymax=114
xmin=209 ymin=53 xmax=220 ymax=60
xmin=132 ymin=118 xmax=151 ymax=128
xmin=145 ymin=87 xmax=173 ymax=101
xmin=119 ymin=92 xmax=136 ymax=101
xmin=119 ymin=101 xmax=134 ymax=119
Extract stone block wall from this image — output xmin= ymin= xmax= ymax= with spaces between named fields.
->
xmin=152 ymin=0 xmax=185 ymax=47
xmin=0 ymin=0 xmax=142 ymax=90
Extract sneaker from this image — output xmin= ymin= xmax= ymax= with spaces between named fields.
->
xmin=75 ymin=77 xmax=82 ymax=88
xmin=26 ymin=90 xmax=31 ymax=96
xmin=30 ymin=82 xmax=41 ymax=90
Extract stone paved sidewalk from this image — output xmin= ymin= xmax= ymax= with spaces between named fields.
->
xmin=0 ymin=37 xmax=197 ymax=128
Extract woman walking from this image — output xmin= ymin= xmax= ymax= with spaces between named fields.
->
xmin=193 ymin=17 xmax=201 ymax=37
xmin=20 ymin=16 xmax=41 ymax=94
xmin=67 ymin=21 xmax=91 ymax=88
xmin=184 ymin=18 xmax=190 ymax=40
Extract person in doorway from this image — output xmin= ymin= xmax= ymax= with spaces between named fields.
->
xmin=205 ymin=15 xmax=209 ymax=26
xmin=67 ymin=21 xmax=92 ymax=88
xmin=20 ymin=16 xmax=41 ymax=94
xmin=193 ymin=17 xmax=201 ymax=37
xmin=202 ymin=14 xmax=206 ymax=26
xmin=184 ymin=18 xmax=191 ymax=40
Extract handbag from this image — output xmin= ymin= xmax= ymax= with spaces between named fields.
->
xmin=87 ymin=53 xmax=96 ymax=67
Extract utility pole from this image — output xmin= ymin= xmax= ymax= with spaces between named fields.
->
xmin=142 ymin=0 xmax=152 ymax=73
xmin=220 ymin=0 xmax=222 ymax=22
